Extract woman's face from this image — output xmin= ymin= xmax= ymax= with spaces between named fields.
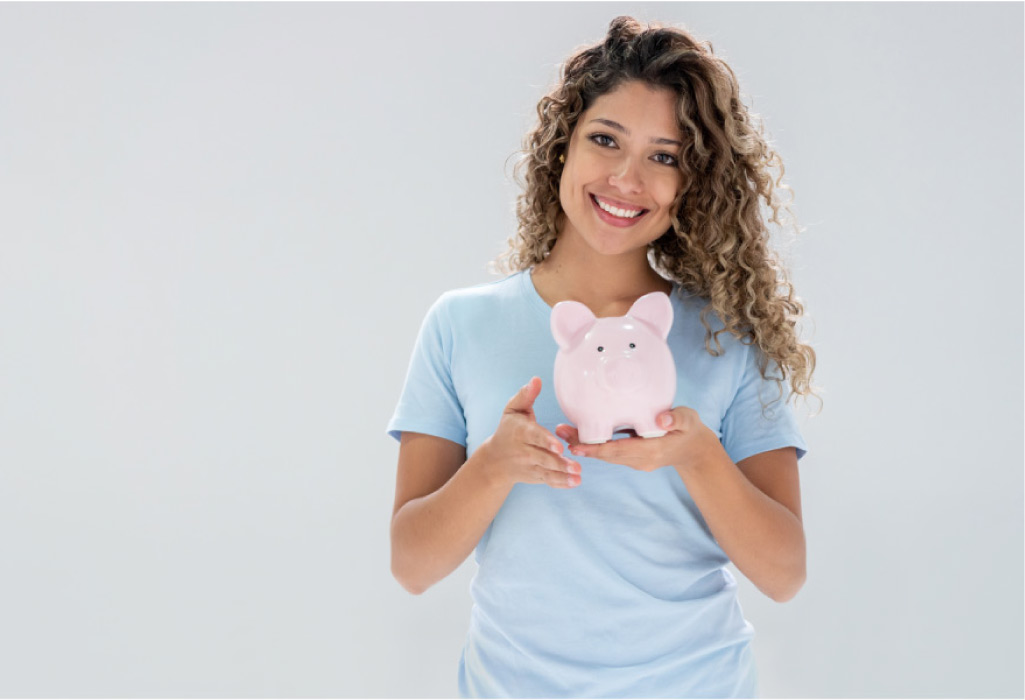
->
xmin=557 ymin=80 xmax=685 ymax=259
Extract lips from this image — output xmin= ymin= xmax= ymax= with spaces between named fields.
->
xmin=589 ymin=194 xmax=649 ymax=227
xmin=591 ymin=194 xmax=647 ymax=216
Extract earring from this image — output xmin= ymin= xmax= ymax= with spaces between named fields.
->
xmin=559 ymin=154 xmax=565 ymax=164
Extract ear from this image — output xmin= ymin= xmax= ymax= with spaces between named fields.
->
xmin=627 ymin=292 xmax=673 ymax=340
xmin=550 ymin=301 xmax=596 ymax=350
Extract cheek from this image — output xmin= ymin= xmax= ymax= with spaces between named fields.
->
xmin=560 ymin=168 xmax=589 ymax=209
xmin=656 ymin=187 xmax=683 ymax=216
xmin=559 ymin=162 xmax=579 ymax=194
xmin=556 ymin=170 xmax=569 ymax=205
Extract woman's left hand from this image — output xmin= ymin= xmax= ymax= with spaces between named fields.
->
xmin=555 ymin=407 xmax=722 ymax=473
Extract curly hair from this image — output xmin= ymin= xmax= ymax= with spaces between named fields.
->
xmin=492 ymin=16 xmax=820 ymax=410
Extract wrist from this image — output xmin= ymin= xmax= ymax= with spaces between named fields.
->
xmin=466 ymin=440 xmax=514 ymax=493
xmin=675 ymin=427 xmax=728 ymax=478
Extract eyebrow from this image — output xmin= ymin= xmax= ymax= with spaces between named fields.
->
xmin=588 ymin=118 xmax=683 ymax=147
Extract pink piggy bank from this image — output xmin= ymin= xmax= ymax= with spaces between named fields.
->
xmin=551 ymin=292 xmax=676 ymax=445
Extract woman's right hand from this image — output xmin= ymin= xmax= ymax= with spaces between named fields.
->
xmin=473 ymin=376 xmax=582 ymax=489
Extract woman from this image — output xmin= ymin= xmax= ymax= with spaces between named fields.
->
xmin=387 ymin=16 xmax=819 ymax=698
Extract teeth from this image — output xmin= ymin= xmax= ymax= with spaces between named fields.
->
xmin=595 ymin=196 xmax=644 ymax=218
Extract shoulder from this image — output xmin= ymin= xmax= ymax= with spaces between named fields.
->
xmin=432 ymin=271 xmax=528 ymax=320
xmin=668 ymin=288 xmax=766 ymax=384
xmin=439 ymin=271 xmax=525 ymax=302
xmin=669 ymin=288 xmax=745 ymax=353
xmin=415 ymin=272 xmax=531 ymax=345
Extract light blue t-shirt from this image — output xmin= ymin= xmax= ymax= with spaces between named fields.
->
xmin=387 ymin=269 xmax=808 ymax=698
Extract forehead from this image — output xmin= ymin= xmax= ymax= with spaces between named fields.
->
xmin=581 ymin=81 xmax=682 ymax=140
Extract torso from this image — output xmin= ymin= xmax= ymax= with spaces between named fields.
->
xmin=530 ymin=262 xmax=674 ymax=317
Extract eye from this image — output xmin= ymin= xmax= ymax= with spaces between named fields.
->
xmin=597 ymin=346 xmax=604 ymax=352
xmin=591 ymin=133 xmax=677 ymax=167
xmin=629 ymin=343 xmax=636 ymax=349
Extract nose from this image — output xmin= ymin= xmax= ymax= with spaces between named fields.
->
xmin=608 ymin=157 xmax=643 ymax=194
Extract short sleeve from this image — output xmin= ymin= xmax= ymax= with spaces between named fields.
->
xmin=720 ymin=343 xmax=808 ymax=464
xmin=386 ymin=295 xmax=467 ymax=446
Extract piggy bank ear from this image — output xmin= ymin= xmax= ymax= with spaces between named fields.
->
xmin=551 ymin=301 xmax=596 ymax=349
xmin=628 ymin=292 xmax=673 ymax=340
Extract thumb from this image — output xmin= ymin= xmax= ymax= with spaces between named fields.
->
xmin=505 ymin=376 xmax=542 ymax=414
xmin=658 ymin=409 xmax=677 ymax=429
xmin=658 ymin=407 xmax=688 ymax=430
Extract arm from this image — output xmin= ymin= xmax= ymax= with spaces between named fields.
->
xmin=561 ymin=409 xmax=806 ymax=603
xmin=674 ymin=444 xmax=805 ymax=603
xmin=390 ymin=378 xmax=580 ymax=595
xmin=390 ymin=432 xmax=513 ymax=595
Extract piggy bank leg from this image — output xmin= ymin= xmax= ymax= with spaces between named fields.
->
xmin=633 ymin=416 xmax=667 ymax=439
xmin=578 ymin=423 xmax=613 ymax=445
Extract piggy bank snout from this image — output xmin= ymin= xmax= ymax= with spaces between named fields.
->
xmin=599 ymin=355 xmax=645 ymax=392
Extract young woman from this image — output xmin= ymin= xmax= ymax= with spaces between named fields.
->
xmin=387 ymin=16 xmax=819 ymax=698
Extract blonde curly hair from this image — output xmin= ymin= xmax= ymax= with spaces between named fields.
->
xmin=493 ymin=16 xmax=820 ymax=410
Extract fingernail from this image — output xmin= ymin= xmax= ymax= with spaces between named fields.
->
xmin=659 ymin=414 xmax=672 ymax=428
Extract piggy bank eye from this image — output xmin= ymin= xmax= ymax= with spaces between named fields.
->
xmin=629 ymin=343 xmax=636 ymax=349
xmin=597 ymin=346 xmax=604 ymax=352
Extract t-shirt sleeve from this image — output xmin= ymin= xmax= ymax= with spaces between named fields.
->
xmin=719 ymin=343 xmax=808 ymax=464
xmin=386 ymin=295 xmax=468 ymax=447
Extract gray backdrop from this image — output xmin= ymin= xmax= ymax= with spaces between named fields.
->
xmin=0 ymin=2 xmax=1021 ymax=697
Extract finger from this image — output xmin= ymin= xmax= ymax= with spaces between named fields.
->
xmin=505 ymin=377 xmax=542 ymax=415
xmin=659 ymin=406 xmax=695 ymax=431
xmin=571 ymin=435 xmax=640 ymax=461
xmin=555 ymin=423 xmax=580 ymax=446
xmin=658 ymin=410 xmax=675 ymax=430
xmin=576 ymin=436 xmax=667 ymax=472
xmin=534 ymin=465 xmax=583 ymax=489
xmin=522 ymin=421 xmax=563 ymax=455
xmin=546 ymin=469 xmax=582 ymax=489
xmin=528 ymin=444 xmax=580 ymax=475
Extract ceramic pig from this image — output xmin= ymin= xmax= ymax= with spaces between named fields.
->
xmin=551 ymin=292 xmax=676 ymax=445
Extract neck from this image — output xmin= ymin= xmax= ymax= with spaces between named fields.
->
xmin=531 ymin=230 xmax=672 ymax=316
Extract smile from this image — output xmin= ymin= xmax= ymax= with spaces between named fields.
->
xmin=590 ymin=194 xmax=649 ymax=227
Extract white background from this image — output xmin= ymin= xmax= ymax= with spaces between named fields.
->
xmin=0 ymin=2 xmax=1021 ymax=697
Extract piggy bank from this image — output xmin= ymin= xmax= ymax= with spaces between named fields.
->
xmin=551 ymin=292 xmax=676 ymax=445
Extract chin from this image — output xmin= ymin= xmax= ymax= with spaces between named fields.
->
xmin=587 ymin=238 xmax=650 ymax=258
